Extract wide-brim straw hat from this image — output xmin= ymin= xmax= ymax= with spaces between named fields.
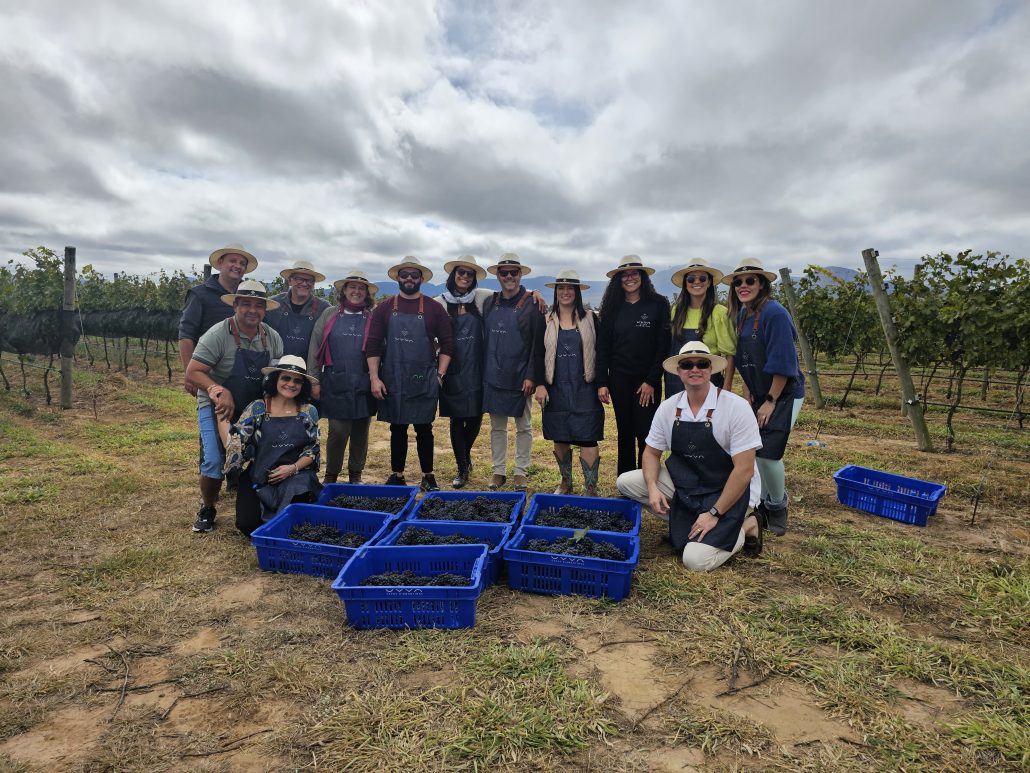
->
xmin=209 ymin=244 xmax=258 ymax=273
xmin=261 ymin=354 xmax=318 ymax=384
xmin=671 ymin=258 xmax=725 ymax=288
xmin=606 ymin=255 xmax=656 ymax=279
xmin=220 ymin=279 xmax=280 ymax=310
xmin=387 ymin=256 xmax=434 ymax=282
xmin=443 ymin=254 xmax=487 ymax=280
xmin=280 ymin=259 xmax=326 ymax=283
xmin=333 ymin=269 xmax=379 ymax=298
xmin=721 ymin=258 xmax=778 ymax=285
xmin=545 ymin=269 xmax=590 ymax=290
xmin=487 ymin=253 xmax=532 ymax=277
xmin=661 ymin=341 xmax=728 ymax=376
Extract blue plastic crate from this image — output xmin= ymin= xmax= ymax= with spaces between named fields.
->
xmin=524 ymin=494 xmax=641 ymax=536
xmin=503 ymin=525 xmax=640 ymax=601
xmin=407 ymin=490 xmax=526 ymax=524
xmin=316 ymin=483 xmax=418 ymax=518
xmin=377 ymin=520 xmax=512 ymax=585
xmin=250 ymin=504 xmax=394 ymax=578
xmin=331 ymin=545 xmax=488 ymax=629
xmin=833 ymin=465 xmax=946 ymax=527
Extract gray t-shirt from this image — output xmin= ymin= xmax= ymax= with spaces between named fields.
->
xmin=192 ymin=319 xmax=283 ymax=409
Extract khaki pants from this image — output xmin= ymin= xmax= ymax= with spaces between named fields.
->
xmin=616 ymin=469 xmax=746 ymax=572
xmin=490 ymin=397 xmax=533 ymax=476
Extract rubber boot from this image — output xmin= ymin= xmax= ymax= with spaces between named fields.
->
xmin=553 ymin=449 xmax=573 ymax=494
xmin=763 ymin=494 xmax=789 ymax=536
xmin=580 ymin=456 xmax=600 ymax=497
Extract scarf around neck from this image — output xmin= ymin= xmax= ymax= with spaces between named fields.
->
xmin=442 ymin=289 xmax=476 ymax=305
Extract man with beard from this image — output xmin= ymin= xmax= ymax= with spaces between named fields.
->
xmin=178 ymin=244 xmax=258 ymax=396
xmin=366 ymin=257 xmax=454 ymax=491
xmin=264 ymin=260 xmax=331 ymax=359
xmin=185 ymin=280 xmax=283 ymax=533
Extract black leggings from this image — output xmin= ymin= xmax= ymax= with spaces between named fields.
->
xmin=449 ymin=416 xmax=483 ymax=466
xmin=390 ymin=423 xmax=434 ymax=473
xmin=609 ymin=371 xmax=659 ymax=476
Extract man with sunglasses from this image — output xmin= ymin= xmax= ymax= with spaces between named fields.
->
xmin=366 ymin=257 xmax=454 ymax=491
xmin=482 ymin=253 xmax=545 ymax=491
xmin=616 ymin=342 xmax=764 ymax=571
xmin=265 ymin=260 xmax=331 ymax=359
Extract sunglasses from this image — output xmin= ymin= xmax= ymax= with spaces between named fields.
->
xmin=732 ymin=276 xmax=760 ymax=288
xmin=454 ymin=267 xmax=476 ymax=278
xmin=498 ymin=269 xmax=521 ymax=278
xmin=398 ymin=270 xmax=422 ymax=280
xmin=279 ymin=374 xmax=305 ymax=384
xmin=290 ymin=275 xmax=315 ymax=286
xmin=677 ymin=359 xmax=712 ymax=371
xmin=684 ymin=274 xmax=709 ymax=285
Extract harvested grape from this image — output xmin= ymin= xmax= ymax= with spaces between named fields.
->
xmin=523 ymin=536 xmax=627 ymax=560
xmin=288 ymin=523 xmax=366 ymax=547
xmin=326 ymin=495 xmax=408 ymax=513
xmin=395 ymin=527 xmax=495 ymax=547
xmin=534 ymin=505 xmax=633 ymax=532
xmin=360 ymin=570 xmax=471 ymax=587
xmin=416 ymin=496 xmax=512 ymax=522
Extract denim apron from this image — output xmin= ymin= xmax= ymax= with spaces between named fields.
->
xmin=248 ymin=413 xmax=320 ymax=520
xmin=440 ymin=305 xmax=484 ymax=419
xmin=735 ymin=307 xmax=796 ymax=460
xmin=377 ymin=296 xmax=439 ymax=424
xmin=321 ymin=311 xmax=374 ymax=421
xmin=541 ymin=327 xmax=604 ymax=442
xmin=483 ymin=292 xmax=531 ymax=417
xmin=222 ymin=319 xmax=271 ymax=422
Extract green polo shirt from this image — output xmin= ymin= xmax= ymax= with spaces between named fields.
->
xmin=192 ymin=319 xmax=283 ymax=409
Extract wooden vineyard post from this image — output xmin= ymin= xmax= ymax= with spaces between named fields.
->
xmin=60 ymin=246 xmax=76 ymax=409
xmin=203 ymin=264 xmax=212 ymax=280
xmin=861 ymin=248 xmax=934 ymax=452
xmin=779 ymin=268 xmax=825 ymax=409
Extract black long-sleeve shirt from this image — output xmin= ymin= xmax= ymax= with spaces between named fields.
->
xmin=595 ymin=295 xmax=671 ymax=390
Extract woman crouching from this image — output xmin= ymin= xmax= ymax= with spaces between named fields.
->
xmin=224 ymin=355 xmax=322 ymax=535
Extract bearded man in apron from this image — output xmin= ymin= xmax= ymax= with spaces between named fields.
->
xmin=616 ymin=342 xmax=765 ymax=571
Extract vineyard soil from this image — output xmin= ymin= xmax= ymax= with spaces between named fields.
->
xmin=0 ymin=365 xmax=1027 ymax=771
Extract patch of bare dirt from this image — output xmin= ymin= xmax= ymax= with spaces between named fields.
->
xmin=891 ymin=678 xmax=966 ymax=726
xmin=2 ymin=705 xmax=109 ymax=768
xmin=174 ymin=626 xmax=222 ymax=655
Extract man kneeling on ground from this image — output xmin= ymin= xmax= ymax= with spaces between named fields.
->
xmin=616 ymin=341 xmax=764 ymax=571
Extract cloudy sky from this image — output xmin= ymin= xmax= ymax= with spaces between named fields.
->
xmin=2 ymin=0 xmax=1028 ymax=282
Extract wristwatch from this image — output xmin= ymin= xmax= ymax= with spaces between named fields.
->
xmin=708 ymin=505 xmax=721 ymax=519
xmin=764 ymin=394 xmax=776 ymax=404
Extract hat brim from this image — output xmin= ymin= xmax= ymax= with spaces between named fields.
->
xmin=221 ymin=292 xmax=280 ymax=310
xmin=387 ymin=263 xmax=434 ymax=282
xmin=260 ymin=364 xmax=319 ymax=385
xmin=209 ymin=248 xmax=258 ymax=274
xmin=721 ymin=268 xmax=778 ymax=286
xmin=661 ymin=351 xmax=728 ymax=376
xmin=281 ymin=267 xmax=327 ymax=283
xmin=606 ymin=264 xmax=656 ymax=279
xmin=544 ymin=281 xmax=590 ymax=290
xmin=333 ymin=278 xmax=379 ymax=297
xmin=671 ymin=265 xmax=725 ymax=287
xmin=443 ymin=259 xmax=487 ymax=280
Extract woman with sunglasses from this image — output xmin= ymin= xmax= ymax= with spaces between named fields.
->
xmin=224 ymin=355 xmax=321 ymax=536
xmin=596 ymin=256 xmax=672 ymax=475
xmin=666 ymin=259 xmax=736 ymax=397
xmin=308 ymin=270 xmax=378 ymax=485
xmin=723 ymin=259 xmax=805 ymax=536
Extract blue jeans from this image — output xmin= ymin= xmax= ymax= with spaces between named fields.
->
xmin=197 ymin=403 xmax=224 ymax=480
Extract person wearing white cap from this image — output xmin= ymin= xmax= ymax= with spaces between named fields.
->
xmin=667 ymin=259 xmax=736 ymax=397
xmin=723 ymin=258 xmax=805 ymax=537
xmin=185 ymin=280 xmax=284 ymax=533
xmin=616 ymin=342 xmax=764 ymax=570
xmin=177 ymin=244 xmax=258 ymax=396
xmin=223 ymin=355 xmax=321 ymax=535
xmin=265 ymin=260 xmax=331 ymax=359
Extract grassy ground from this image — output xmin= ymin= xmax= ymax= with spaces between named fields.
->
xmin=0 ymin=358 xmax=1027 ymax=771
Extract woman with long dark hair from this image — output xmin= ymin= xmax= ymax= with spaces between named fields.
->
xmin=225 ymin=355 xmax=321 ymax=535
xmin=534 ymin=271 xmax=604 ymax=495
xmin=596 ymin=256 xmax=672 ymax=475
xmin=723 ymin=258 xmax=805 ymax=537
xmin=308 ymin=270 xmax=378 ymax=484
xmin=667 ymin=258 xmax=735 ymax=396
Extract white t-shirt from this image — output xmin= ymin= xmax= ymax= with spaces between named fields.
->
xmin=645 ymin=385 xmax=763 ymax=507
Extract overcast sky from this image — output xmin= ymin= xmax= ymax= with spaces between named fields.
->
xmin=2 ymin=0 xmax=1028 ymax=282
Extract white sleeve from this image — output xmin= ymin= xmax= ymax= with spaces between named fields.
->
xmin=726 ymin=396 xmax=762 ymax=457
xmin=644 ymin=398 xmax=675 ymax=450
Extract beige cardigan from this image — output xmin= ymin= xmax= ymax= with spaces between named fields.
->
xmin=543 ymin=310 xmax=597 ymax=385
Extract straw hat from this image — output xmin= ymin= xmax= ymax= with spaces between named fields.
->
xmin=671 ymin=258 xmax=725 ymax=288
xmin=487 ymin=253 xmax=533 ymax=277
xmin=280 ymin=259 xmax=326 ymax=283
xmin=261 ymin=354 xmax=318 ymax=384
xmin=387 ymin=256 xmax=433 ymax=282
xmin=220 ymin=279 xmax=280 ymax=310
xmin=443 ymin=254 xmax=487 ymax=280
xmin=209 ymin=244 xmax=258 ymax=273
xmin=333 ymin=269 xmax=379 ymax=298
xmin=661 ymin=341 xmax=728 ymax=376
xmin=721 ymin=258 xmax=777 ymax=285
xmin=606 ymin=255 xmax=656 ymax=279
xmin=544 ymin=270 xmax=590 ymax=290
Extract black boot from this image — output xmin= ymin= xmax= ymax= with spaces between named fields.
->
xmin=764 ymin=495 xmax=789 ymax=536
xmin=451 ymin=464 xmax=469 ymax=489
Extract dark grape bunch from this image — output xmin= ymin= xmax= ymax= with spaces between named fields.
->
xmin=289 ymin=523 xmax=366 ymax=547
xmin=327 ymin=495 xmax=408 ymax=513
xmin=523 ymin=536 xmax=627 ymax=560
xmin=360 ymin=570 xmax=471 ymax=587
xmin=417 ymin=496 xmax=512 ymax=522
xmin=535 ymin=505 xmax=632 ymax=532
xmin=395 ymin=527 xmax=495 ymax=548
